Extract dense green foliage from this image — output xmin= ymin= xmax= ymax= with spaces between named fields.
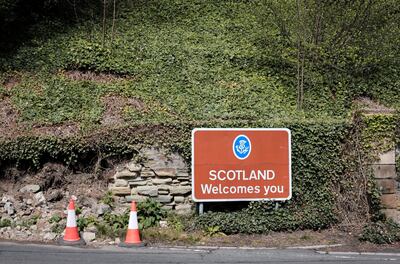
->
xmin=362 ymin=114 xmax=398 ymax=157
xmin=0 ymin=218 xmax=12 ymax=228
xmin=137 ymin=199 xmax=167 ymax=230
xmin=1 ymin=0 xmax=399 ymax=130
xmin=360 ymin=220 xmax=400 ymax=244
xmin=12 ymin=76 xmax=104 ymax=125
xmin=0 ymin=123 xmax=192 ymax=167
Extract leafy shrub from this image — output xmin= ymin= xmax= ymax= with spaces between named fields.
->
xmin=77 ymin=215 xmax=97 ymax=232
xmin=51 ymin=223 xmax=64 ymax=234
xmin=50 ymin=214 xmax=64 ymax=234
xmin=166 ymin=213 xmax=187 ymax=232
xmin=82 ymin=199 xmax=166 ymax=238
xmin=21 ymin=215 xmax=39 ymax=227
xmin=359 ymin=220 xmax=400 ymax=244
xmin=203 ymin=226 xmax=225 ymax=237
xmin=49 ymin=214 xmax=62 ymax=224
xmin=67 ymin=40 xmax=113 ymax=73
xmin=12 ymin=76 xmax=104 ymax=124
xmin=100 ymin=191 xmax=115 ymax=208
xmin=0 ymin=85 xmax=8 ymax=99
xmin=137 ymin=198 xmax=167 ymax=229
xmin=0 ymin=218 xmax=12 ymax=228
xmin=97 ymin=211 xmax=129 ymax=238
xmin=103 ymin=211 xmax=129 ymax=232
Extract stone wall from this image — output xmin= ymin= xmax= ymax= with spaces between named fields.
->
xmin=108 ymin=148 xmax=192 ymax=213
xmin=372 ymin=150 xmax=399 ymax=222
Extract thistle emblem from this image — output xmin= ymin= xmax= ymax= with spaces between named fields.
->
xmin=233 ymin=135 xmax=251 ymax=160
xmin=236 ymin=140 xmax=249 ymax=155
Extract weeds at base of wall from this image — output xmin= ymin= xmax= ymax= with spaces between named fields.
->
xmin=359 ymin=219 xmax=400 ymax=244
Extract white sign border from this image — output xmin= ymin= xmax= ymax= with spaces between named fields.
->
xmin=191 ymin=128 xmax=292 ymax=202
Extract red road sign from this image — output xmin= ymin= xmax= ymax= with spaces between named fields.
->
xmin=192 ymin=128 xmax=291 ymax=202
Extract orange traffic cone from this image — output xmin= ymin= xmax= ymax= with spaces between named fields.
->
xmin=119 ymin=201 xmax=145 ymax=247
xmin=59 ymin=198 xmax=85 ymax=246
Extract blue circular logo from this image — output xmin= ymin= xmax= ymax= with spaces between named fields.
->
xmin=233 ymin=134 xmax=251 ymax=160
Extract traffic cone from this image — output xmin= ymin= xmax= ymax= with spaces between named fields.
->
xmin=119 ymin=201 xmax=145 ymax=247
xmin=58 ymin=198 xmax=85 ymax=246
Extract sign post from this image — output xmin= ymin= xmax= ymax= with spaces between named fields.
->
xmin=192 ymin=128 xmax=291 ymax=203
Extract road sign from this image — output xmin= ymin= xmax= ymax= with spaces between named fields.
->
xmin=192 ymin=128 xmax=291 ymax=202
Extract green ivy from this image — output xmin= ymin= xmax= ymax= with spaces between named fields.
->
xmin=361 ymin=114 xmax=397 ymax=160
xmin=11 ymin=75 xmax=104 ymax=124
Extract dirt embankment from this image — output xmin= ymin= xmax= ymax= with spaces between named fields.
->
xmin=0 ymin=71 xmax=144 ymax=139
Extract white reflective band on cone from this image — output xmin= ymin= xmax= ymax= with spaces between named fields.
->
xmin=67 ymin=210 xmax=77 ymax=227
xmin=128 ymin=212 xmax=138 ymax=229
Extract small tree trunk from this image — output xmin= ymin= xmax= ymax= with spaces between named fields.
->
xmin=111 ymin=0 xmax=116 ymax=45
xmin=102 ymin=0 xmax=107 ymax=47
xmin=296 ymin=43 xmax=301 ymax=110
xmin=300 ymin=49 xmax=305 ymax=109
xmin=73 ymin=0 xmax=78 ymax=22
xmin=296 ymin=0 xmax=302 ymax=110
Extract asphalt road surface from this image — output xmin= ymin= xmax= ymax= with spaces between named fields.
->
xmin=1 ymin=242 xmax=400 ymax=264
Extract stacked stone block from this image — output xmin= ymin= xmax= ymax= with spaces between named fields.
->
xmin=108 ymin=148 xmax=192 ymax=213
xmin=372 ymin=150 xmax=400 ymax=222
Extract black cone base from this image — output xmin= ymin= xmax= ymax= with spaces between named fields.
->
xmin=119 ymin=241 xmax=146 ymax=248
xmin=58 ymin=237 xmax=86 ymax=246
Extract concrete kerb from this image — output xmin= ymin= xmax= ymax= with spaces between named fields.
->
xmin=287 ymin=244 xmax=344 ymax=250
xmin=4 ymin=240 xmax=400 ymax=256
xmin=316 ymin=251 xmax=400 ymax=257
xmin=151 ymin=243 xmax=345 ymax=251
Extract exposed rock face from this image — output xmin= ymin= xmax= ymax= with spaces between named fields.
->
xmin=34 ymin=192 xmax=46 ymax=206
xmin=108 ymin=148 xmax=192 ymax=210
xmin=127 ymin=162 xmax=142 ymax=172
xmin=20 ymin=185 xmax=41 ymax=194
xmin=46 ymin=190 xmax=63 ymax=202
xmin=4 ymin=202 xmax=14 ymax=215
xmin=0 ymin=148 xmax=194 ymax=245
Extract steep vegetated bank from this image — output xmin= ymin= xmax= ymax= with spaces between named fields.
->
xmin=1 ymin=0 xmax=400 ymax=129
xmin=0 ymin=0 xmax=400 ymax=239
